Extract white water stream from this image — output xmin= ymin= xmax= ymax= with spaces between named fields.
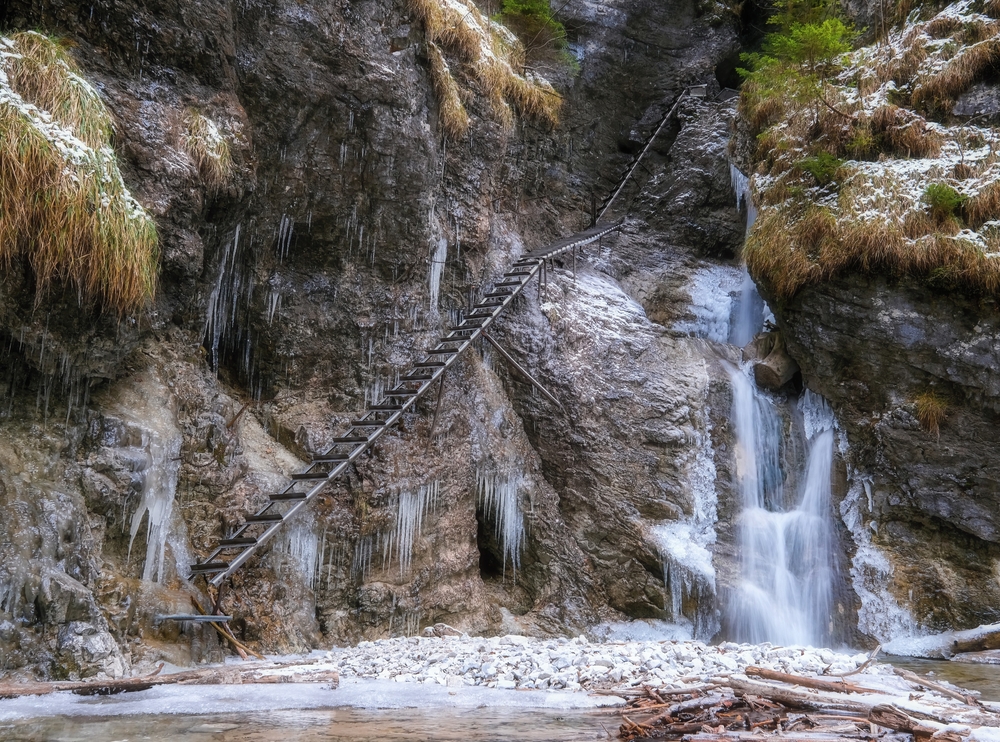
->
xmin=674 ymin=164 xmax=838 ymax=646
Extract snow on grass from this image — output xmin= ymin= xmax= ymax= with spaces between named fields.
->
xmin=745 ymin=1 xmax=1000 ymax=297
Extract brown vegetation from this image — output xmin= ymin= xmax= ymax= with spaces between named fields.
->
xmin=870 ymin=105 xmax=942 ymax=157
xmin=915 ymin=391 xmax=947 ymax=435
xmin=912 ymin=38 xmax=1000 ymax=112
xmin=409 ymin=0 xmax=561 ymax=133
xmin=0 ymin=32 xmax=158 ymax=314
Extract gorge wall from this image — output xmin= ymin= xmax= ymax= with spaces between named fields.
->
xmin=0 ymin=0 xmax=749 ymax=678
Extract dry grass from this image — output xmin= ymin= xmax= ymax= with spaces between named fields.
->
xmin=745 ymin=198 xmax=1000 ymax=300
xmin=426 ymin=42 xmax=470 ymax=138
xmin=183 ymin=109 xmax=232 ymax=188
xmin=912 ymin=38 xmax=1000 ymax=111
xmin=870 ymin=105 xmax=942 ymax=157
xmin=925 ymin=16 xmax=962 ymax=39
xmin=965 ymin=180 xmax=1000 ymax=227
xmin=410 ymin=0 xmax=561 ymax=132
xmin=0 ymin=33 xmax=158 ymax=314
xmin=4 ymin=31 xmax=111 ymax=147
xmin=915 ymin=391 xmax=946 ymax=435
xmin=738 ymin=78 xmax=786 ymax=135
xmin=889 ymin=41 xmax=928 ymax=87
xmin=985 ymin=0 xmax=1000 ymax=19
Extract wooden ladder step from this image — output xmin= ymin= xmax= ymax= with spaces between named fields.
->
xmin=270 ymin=492 xmax=309 ymax=501
xmin=332 ymin=436 xmax=369 ymax=444
xmin=426 ymin=348 xmax=459 ymax=355
xmin=384 ymin=389 xmax=419 ymax=397
xmin=415 ymin=361 xmax=446 ymax=368
xmin=351 ymin=420 xmax=386 ymax=426
xmin=311 ymin=453 xmax=350 ymax=463
xmin=292 ymin=470 xmax=330 ymax=480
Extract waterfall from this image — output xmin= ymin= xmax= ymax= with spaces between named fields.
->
xmin=727 ymin=372 xmax=835 ymax=646
xmin=668 ymin=163 xmax=838 ymax=646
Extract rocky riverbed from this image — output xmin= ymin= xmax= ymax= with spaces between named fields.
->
xmin=327 ymin=631 xmax=877 ymax=691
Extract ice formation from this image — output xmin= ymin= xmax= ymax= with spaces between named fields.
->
xmin=477 ymin=471 xmax=525 ymax=576
xmin=128 ymin=427 xmax=183 ymax=584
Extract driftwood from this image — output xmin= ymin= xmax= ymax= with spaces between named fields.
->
xmin=894 ymin=667 xmax=981 ymax=706
xmin=726 ymin=674 xmax=874 ymax=714
xmin=867 ymin=704 xmax=967 ymax=742
xmin=0 ymin=660 xmax=338 ymax=700
xmin=745 ymin=666 xmax=866 ymax=694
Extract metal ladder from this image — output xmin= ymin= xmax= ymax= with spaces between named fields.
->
xmin=189 ymin=221 xmax=625 ymax=588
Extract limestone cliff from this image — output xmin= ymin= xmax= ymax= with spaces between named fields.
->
xmin=0 ymin=0 xmax=743 ymax=677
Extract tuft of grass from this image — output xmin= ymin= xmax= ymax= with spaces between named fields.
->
xmin=965 ymin=180 xmax=1000 ymax=228
xmin=4 ymin=31 xmax=111 ymax=147
xmin=912 ymin=38 xmax=1000 ymax=112
xmin=183 ymin=109 xmax=232 ymax=188
xmin=409 ymin=0 xmax=561 ymax=133
xmin=923 ymin=182 xmax=967 ymax=223
xmin=870 ymin=105 xmax=942 ymax=158
xmin=914 ymin=391 xmax=946 ymax=435
xmin=797 ymin=151 xmax=844 ymax=185
xmin=426 ymin=42 xmax=470 ymax=138
xmin=0 ymin=32 xmax=158 ymax=314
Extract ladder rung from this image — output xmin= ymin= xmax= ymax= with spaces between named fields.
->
xmin=159 ymin=614 xmax=232 ymax=623
xmin=484 ymin=290 xmax=513 ymax=298
xmin=291 ymin=470 xmax=330 ymax=480
xmin=332 ymin=436 xmax=370 ymax=443
xmin=351 ymin=420 xmax=386 ymax=426
xmin=415 ymin=361 xmax=446 ymax=368
xmin=270 ymin=492 xmax=309 ymax=501
xmin=384 ymin=389 xmax=419 ymax=397
xmin=219 ymin=537 xmax=257 ymax=548
xmin=246 ymin=512 xmax=283 ymax=523
xmin=312 ymin=453 xmax=350 ymax=462
xmin=497 ymin=280 xmax=524 ymax=286
xmin=467 ymin=311 xmax=495 ymax=318
xmin=190 ymin=561 xmax=229 ymax=574
xmin=426 ymin=348 xmax=459 ymax=355
xmin=437 ymin=337 xmax=471 ymax=344
xmin=456 ymin=319 xmax=487 ymax=327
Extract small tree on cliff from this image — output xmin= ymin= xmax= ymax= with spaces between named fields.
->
xmin=738 ymin=0 xmax=853 ymax=131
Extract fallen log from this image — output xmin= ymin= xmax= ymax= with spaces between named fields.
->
xmin=745 ymin=667 xmax=866 ymax=694
xmin=0 ymin=660 xmax=338 ymax=699
xmin=725 ymin=674 xmax=874 ymax=714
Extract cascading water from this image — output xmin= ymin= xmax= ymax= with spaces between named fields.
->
xmin=727 ymin=374 xmax=835 ymax=646
xmin=673 ymin=163 xmax=839 ymax=645
xmin=725 ymin=164 xmax=836 ymax=646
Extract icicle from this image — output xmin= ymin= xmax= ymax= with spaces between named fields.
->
xmin=476 ymin=471 xmax=524 ymax=576
xmin=428 ymin=237 xmax=447 ymax=314
xmin=127 ymin=427 xmax=183 ymax=583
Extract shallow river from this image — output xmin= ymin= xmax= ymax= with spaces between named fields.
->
xmin=0 ymin=678 xmax=617 ymax=742
xmin=8 ymin=657 xmax=1000 ymax=741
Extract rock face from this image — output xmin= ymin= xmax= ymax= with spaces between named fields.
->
xmin=773 ymin=275 xmax=1000 ymax=637
xmin=0 ymin=0 xmax=744 ymax=677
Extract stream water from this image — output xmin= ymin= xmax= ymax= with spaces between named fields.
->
xmin=0 ymin=680 xmax=616 ymax=742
